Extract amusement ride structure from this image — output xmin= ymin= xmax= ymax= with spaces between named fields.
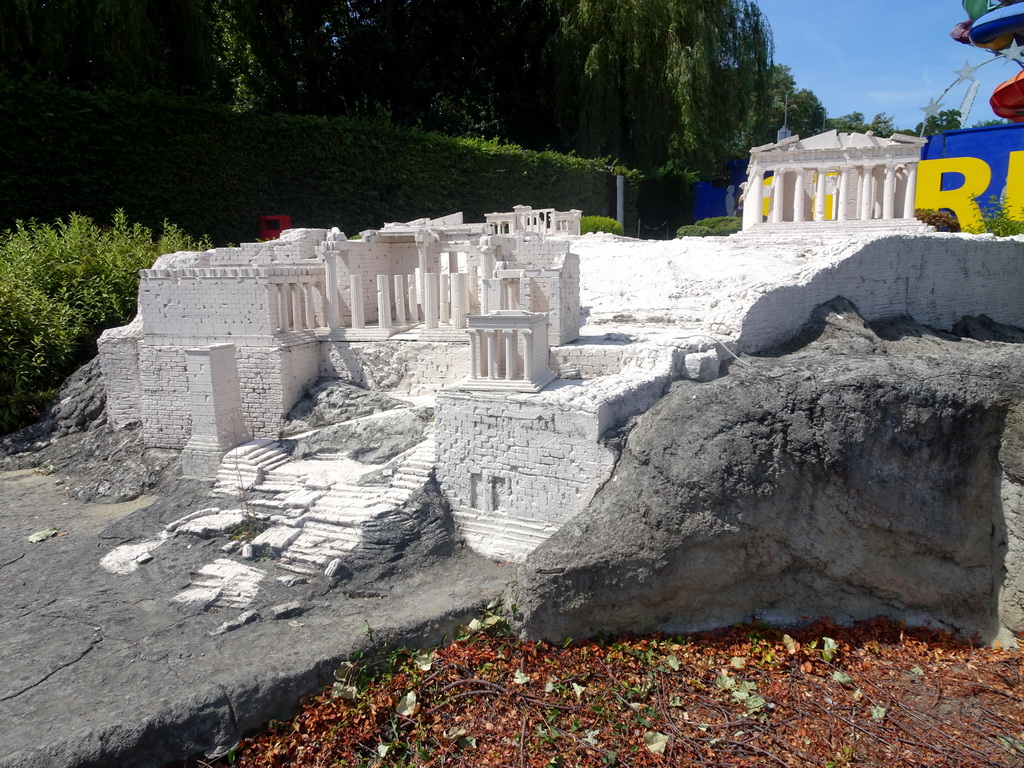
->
xmin=943 ymin=0 xmax=1024 ymax=125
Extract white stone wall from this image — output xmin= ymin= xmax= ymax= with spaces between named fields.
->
xmin=507 ymin=239 xmax=581 ymax=345
xmin=97 ymin=318 xmax=143 ymax=428
xmin=435 ymin=390 xmax=617 ymax=562
xmin=320 ymin=341 xmax=469 ymax=394
xmin=237 ymin=342 xmax=320 ymax=438
xmin=435 ymin=338 xmax=722 ymax=562
xmin=708 ymin=233 xmax=1024 ymax=353
xmin=139 ymin=345 xmax=191 ymax=448
xmin=139 ymin=268 xmax=276 ymax=345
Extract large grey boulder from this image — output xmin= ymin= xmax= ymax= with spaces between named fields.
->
xmin=513 ymin=299 xmax=1024 ymax=645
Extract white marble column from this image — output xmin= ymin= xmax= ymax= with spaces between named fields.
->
xmin=468 ymin=330 xmax=481 ymax=379
xmin=903 ymin=164 xmax=919 ymax=219
xmin=486 ymin=330 xmax=499 ymax=379
xmin=838 ymin=168 xmax=852 ymax=222
xmin=882 ymin=164 xmax=897 ymax=220
xmin=793 ymin=169 xmax=806 ymax=223
xmin=324 ymin=251 xmax=339 ymax=329
xmin=742 ymin=167 xmax=765 ymax=229
xmin=376 ymin=275 xmax=392 ymax=331
xmin=439 ymin=273 xmax=450 ymax=325
xmin=504 ymin=330 xmax=518 ymax=380
xmin=860 ymin=166 xmax=874 ymax=221
xmin=394 ymin=275 xmax=407 ymax=326
xmin=450 ymin=273 xmax=467 ymax=330
xmin=522 ymin=329 xmax=536 ymax=381
xmin=770 ymin=169 xmax=786 ymax=224
xmin=424 ymin=274 xmax=439 ymax=330
xmin=406 ymin=274 xmax=418 ymax=323
xmin=350 ymin=275 xmax=364 ymax=329
xmin=814 ymin=170 xmax=827 ymax=222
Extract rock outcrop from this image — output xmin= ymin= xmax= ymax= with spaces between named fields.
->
xmin=513 ymin=299 xmax=1024 ymax=645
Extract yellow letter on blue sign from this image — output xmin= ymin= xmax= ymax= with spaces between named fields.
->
xmin=916 ymin=157 xmax=991 ymax=231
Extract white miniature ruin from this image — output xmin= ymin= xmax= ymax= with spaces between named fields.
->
xmin=99 ymin=196 xmax=1024 ymax=572
xmin=742 ymin=130 xmax=929 ymax=231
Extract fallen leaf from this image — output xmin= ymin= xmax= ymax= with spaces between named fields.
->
xmin=396 ymin=691 xmax=418 ymax=716
xmin=28 ymin=528 xmax=60 ymax=543
xmin=644 ymin=730 xmax=668 ymax=755
xmin=832 ymin=671 xmax=855 ymax=688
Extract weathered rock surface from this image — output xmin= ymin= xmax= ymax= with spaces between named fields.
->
xmin=282 ymin=379 xmax=407 ymax=437
xmin=289 ymin=404 xmax=434 ymax=464
xmin=0 ymin=359 xmax=179 ymax=502
xmin=513 ymin=299 xmax=1024 ymax=645
xmin=0 ymin=469 xmax=503 ymax=768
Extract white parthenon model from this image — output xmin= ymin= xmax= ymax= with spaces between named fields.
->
xmin=741 ymin=130 xmax=929 ymax=231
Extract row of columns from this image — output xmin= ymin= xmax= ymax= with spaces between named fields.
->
xmin=319 ymin=269 xmax=473 ymax=332
xmin=274 ymin=279 xmax=326 ymax=333
xmin=744 ymin=162 xmax=919 ymax=228
xmin=467 ymin=327 xmax=538 ymax=382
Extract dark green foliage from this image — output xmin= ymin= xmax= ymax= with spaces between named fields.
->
xmin=0 ymin=211 xmax=209 ymax=434
xmin=580 ymin=216 xmax=623 ymax=236
xmin=0 ymin=0 xmax=222 ymax=95
xmin=548 ymin=0 xmax=773 ymax=174
xmin=0 ymin=79 xmax=637 ymax=246
xmin=675 ymin=224 xmax=715 ymax=238
xmin=676 ymin=216 xmax=741 ymax=238
xmin=749 ymin=64 xmax=826 ymax=145
xmin=0 ymin=281 xmax=79 ymax=432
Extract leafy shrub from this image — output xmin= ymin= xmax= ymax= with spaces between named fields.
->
xmin=674 ymin=224 xmax=715 ymax=238
xmin=915 ymin=208 xmax=960 ymax=232
xmin=676 ymin=216 xmax=741 ymax=238
xmin=581 ymin=216 xmax=624 ymax=236
xmin=0 ymin=211 xmax=210 ymax=434
xmin=0 ymin=281 xmax=80 ymax=432
xmin=976 ymin=197 xmax=1024 ymax=237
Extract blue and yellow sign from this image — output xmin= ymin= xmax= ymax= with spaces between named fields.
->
xmin=917 ymin=122 xmax=1024 ymax=229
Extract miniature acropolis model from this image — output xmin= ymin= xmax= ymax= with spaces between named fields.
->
xmin=742 ymin=130 xmax=928 ymax=230
xmin=98 ymin=187 xmax=1024 ymax=577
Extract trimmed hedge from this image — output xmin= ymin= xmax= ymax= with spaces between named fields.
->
xmin=580 ymin=216 xmax=624 ymax=236
xmin=0 ymin=80 xmax=640 ymax=245
xmin=676 ymin=215 xmax=742 ymax=238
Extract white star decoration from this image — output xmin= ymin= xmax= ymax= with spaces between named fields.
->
xmin=954 ymin=60 xmax=982 ymax=83
xmin=1000 ymin=39 xmax=1024 ymax=64
xmin=919 ymin=98 xmax=944 ymax=120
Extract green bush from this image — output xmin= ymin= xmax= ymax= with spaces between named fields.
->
xmin=696 ymin=216 xmax=743 ymax=235
xmin=976 ymin=197 xmax=1024 ymax=237
xmin=674 ymin=224 xmax=715 ymax=238
xmin=676 ymin=216 xmax=742 ymax=238
xmin=0 ymin=281 xmax=80 ymax=433
xmin=581 ymin=216 xmax=624 ymax=236
xmin=0 ymin=211 xmax=210 ymax=433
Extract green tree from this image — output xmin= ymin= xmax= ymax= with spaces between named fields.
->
xmin=747 ymin=64 xmax=826 ymax=145
xmin=971 ymin=117 xmax=1012 ymax=128
xmin=0 ymin=0 xmax=222 ymax=94
xmin=913 ymin=109 xmax=963 ymax=136
xmin=547 ymin=0 xmax=773 ymax=174
xmin=825 ymin=111 xmax=897 ymax=136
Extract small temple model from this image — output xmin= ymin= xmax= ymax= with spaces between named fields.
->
xmin=741 ymin=130 xmax=929 ymax=231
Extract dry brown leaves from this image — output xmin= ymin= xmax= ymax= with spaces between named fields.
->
xmin=205 ymin=616 xmax=1023 ymax=768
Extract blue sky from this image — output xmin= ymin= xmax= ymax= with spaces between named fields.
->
xmin=755 ymin=0 xmax=1023 ymax=131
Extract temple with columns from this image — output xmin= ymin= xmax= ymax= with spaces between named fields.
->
xmin=741 ymin=130 xmax=929 ymax=231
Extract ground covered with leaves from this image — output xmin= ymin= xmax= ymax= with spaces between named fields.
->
xmin=206 ymin=612 xmax=1023 ymax=767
